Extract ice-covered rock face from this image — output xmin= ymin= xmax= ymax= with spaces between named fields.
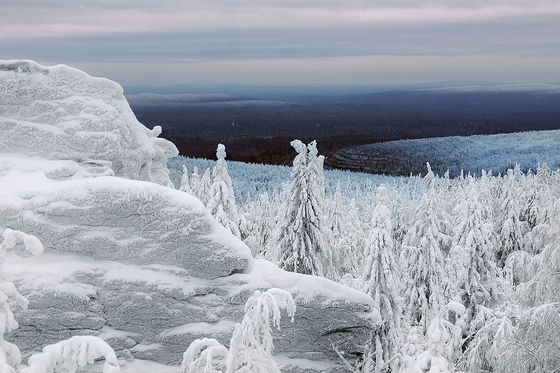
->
xmin=0 ymin=60 xmax=177 ymax=186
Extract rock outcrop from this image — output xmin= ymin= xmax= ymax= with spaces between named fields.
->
xmin=0 ymin=60 xmax=177 ymax=186
xmin=0 ymin=61 xmax=376 ymax=372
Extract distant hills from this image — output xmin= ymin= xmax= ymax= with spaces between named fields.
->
xmin=329 ymin=130 xmax=560 ymax=177
xmin=126 ymin=84 xmax=560 ymax=171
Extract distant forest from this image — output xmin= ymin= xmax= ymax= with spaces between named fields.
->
xmin=128 ymin=89 xmax=560 ymax=171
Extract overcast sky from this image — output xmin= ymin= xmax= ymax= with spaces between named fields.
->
xmin=2 ymin=0 xmax=560 ymax=85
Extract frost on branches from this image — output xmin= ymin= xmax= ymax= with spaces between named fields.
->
xmin=401 ymin=163 xmax=450 ymax=332
xmin=182 ymin=288 xmax=296 ymax=373
xmin=448 ymin=183 xmax=501 ymax=332
xmin=181 ymin=338 xmax=228 ymax=373
xmin=207 ymin=144 xmax=241 ymax=237
xmin=360 ymin=185 xmax=400 ymax=372
xmin=21 ymin=336 xmax=120 ymax=373
xmin=179 ymin=165 xmax=192 ymax=194
xmin=276 ymin=140 xmax=330 ymax=276
xmin=0 ymin=229 xmax=44 ymax=373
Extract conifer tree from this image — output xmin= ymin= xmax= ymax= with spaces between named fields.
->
xmin=361 ymin=185 xmax=400 ymax=372
xmin=207 ymin=144 xmax=240 ymax=237
xmin=496 ymin=169 xmax=524 ymax=266
xmin=199 ymin=168 xmax=213 ymax=205
xmin=190 ymin=166 xmax=201 ymax=198
xmin=401 ymin=163 xmax=451 ymax=331
xmin=179 ymin=165 xmax=192 ymax=193
xmin=449 ymin=185 xmax=501 ymax=341
xmin=276 ymin=140 xmax=328 ymax=276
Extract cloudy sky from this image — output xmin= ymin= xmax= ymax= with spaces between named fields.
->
xmin=2 ymin=0 xmax=560 ymax=85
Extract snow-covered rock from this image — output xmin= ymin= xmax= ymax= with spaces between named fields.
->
xmin=0 ymin=60 xmax=177 ymax=186
xmin=0 ymin=62 xmax=376 ymax=371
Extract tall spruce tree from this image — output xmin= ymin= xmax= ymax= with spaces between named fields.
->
xmin=207 ymin=144 xmax=241 ymax=237
xmin=361 ymin=185 xmax=400 ymax=372
xmin=276 ymin=140 xmax=328 ymax=276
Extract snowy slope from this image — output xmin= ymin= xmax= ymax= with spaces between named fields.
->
xmin=330 ymin=130 xmax=560 ymax=177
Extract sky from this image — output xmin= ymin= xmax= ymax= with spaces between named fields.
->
xmin=2 ymin=0 xmax=560 ymax=86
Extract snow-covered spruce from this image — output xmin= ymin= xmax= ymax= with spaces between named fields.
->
xmin=401 ymin=163 xmax=451 ymax=332
xmin=207 ymin=144 xmax=241 ymax=237
xmin=276 ymin=140 xmax=330 ymax=277
xmin=359 ymin=185 xmax=400 ymax=373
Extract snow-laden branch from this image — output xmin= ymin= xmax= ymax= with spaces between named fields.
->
xmin=21 ymin=336 xmax=120 ymax=373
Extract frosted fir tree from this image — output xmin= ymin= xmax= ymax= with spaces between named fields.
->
xmin=326 ymin=183 xmax=362 ymax=277
xmin=190 ymin=166 xmax=202 ymax=198
xmin=360 ymin=185 xmax=400 ymax=372
xmin=207 ymin=144 xmax=241 ymax=237
xmin=21 ymin=336 xmax=120 ymax=373
xmin=181 ymin=338 xmax=228 ymax=373
xmin=225 ymin=289 xmax=295 ymax=373
xmin=522 ymin=165 xmax=553 ymax=254
xmin=402 ymin=302 xmax=465 ymax=373
xmin=495 ymin=305 xmax=560 ymax=373
xmin=462 ymin=311 xmax=514 ymax=372
xmin=307 ymin=140 xmax=326 ymax=200
xmin=179 ymin=165 xmax=192 ymax=193
xmin=496 ymin=169 xmax=524 ymax=267
xmin=0 ymin=229 xmax=44 ymax=373
xmin=401 ymin=163 xmax=451 ymax=331
xmin=448 ymin=186 xmax=501 ymax=331
xmin=276 ymin=140 xmax=329 ymax=276
xmin=199 ymin=168 xmax=213 ymax=205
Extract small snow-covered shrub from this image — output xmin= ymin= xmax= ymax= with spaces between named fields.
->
xmin=183 ymin=288 xmax=296 ymax=373
xmin=0 ymin=229 xmax=44 ymax=373
xmin=181 ymin=338 xmax=228 ymax=373
xmin=21 ymin=336 xmax=120 ymax=373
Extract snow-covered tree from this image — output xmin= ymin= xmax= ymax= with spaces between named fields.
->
xmin=22 ymin=336 xmax=120 ymax=373
xmin=326 ymin=183 xmax=362 ymax=277
xmin=462 ymin=310 xmax=514 ymax=372
xmin=402 ymin=302 xmax=465 ymax=373
xmin=497 ymin=304 xmax=560 ymax=372
xmin=225 ymin=289 xmax=295 ymax=373
xmin=199 ymin=168 xmax=213 ymax=205
xmin=0 ymin=229 xmax=44 ymax=373
xmin=496 ymin=169 xmax=524 ymax=266
xmin=179 ymin=165 xmax=192 ymax=193
xmin=448 ymin=185 xmax=501 ymax=331
xmin=276 ymin=140 xmax=329 ymax=276
xmin=190 ymin=166 xmax=202 ymax=197
xmin=207 ymin=144 xmax=241 ymax=237
xmin=181 ymin=338 xmax=228 ymax=373
xmin=401 ymin=163 xmax=451 ymax=331
xmin=360 ymin=185 xmax=400 ymax=372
